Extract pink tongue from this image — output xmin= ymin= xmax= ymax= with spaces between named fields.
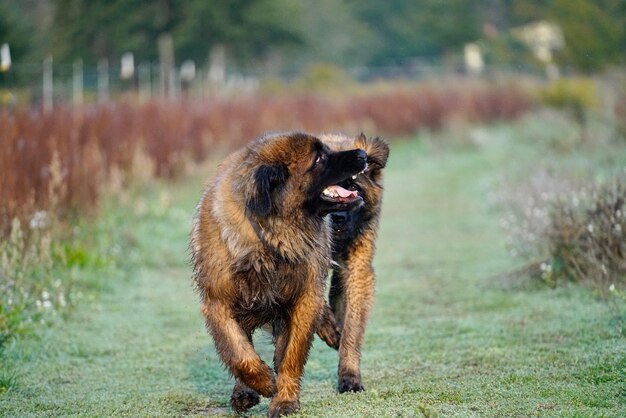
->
xmin=328 ymin=185 xmax=357 ymax=198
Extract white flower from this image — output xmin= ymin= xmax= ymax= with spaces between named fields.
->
xmin=609 ymin=284 xmax=615 ymax=292
xmin=42 ymin=290 xmax=50 ymax=300
xmin=29 ymin=210 xmax=49 ymax=230
xmin=42 ymin=300 xmax=52 ymax=309
xmin=587 ymin=224 xmax=594 ymax=234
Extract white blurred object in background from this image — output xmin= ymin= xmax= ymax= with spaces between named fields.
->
xmin=464 ymin=43 xmax=484 ymax=75
xmin=0 ymin=43 xmax=11 ymax=72
xmin=181 ymin=60 xmax=196 ymax=82
xmin=513 ymin=21 xmax=564 ymax=79
xmin=121 ymin=52 xmax=135 ymax=79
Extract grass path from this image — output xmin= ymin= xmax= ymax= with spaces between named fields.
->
xmin=1 ymin=123 xmax=625 ymax=417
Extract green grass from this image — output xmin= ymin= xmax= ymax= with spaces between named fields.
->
xmin=1 ymin=116 xmax=625 ymax=417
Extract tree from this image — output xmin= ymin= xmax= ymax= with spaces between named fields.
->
xmin=48 ymin=0 xmax=303 ymax=67
xmin=50 ymin=0 xmax=184 ymax=65
xmin=173 ymin=0 xmax=304 ymax=67
xmin=510 ymin=0 xmax=625 ymax=71
xmin=550 ymin=0 xmax=624 ymax=71
xmin=347 ymin=0 xmax=482 ymax=66
xmin=0 ymin=2 xmax=32 ymax=84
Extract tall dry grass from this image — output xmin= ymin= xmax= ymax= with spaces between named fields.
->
xmin=1 ymin=81 xmax=533 ymax=232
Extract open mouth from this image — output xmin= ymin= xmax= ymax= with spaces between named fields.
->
xmin=321 ymin=184 xmax=359 ymax=203
xmin=320 ymin=164 xmax=367 ymax=203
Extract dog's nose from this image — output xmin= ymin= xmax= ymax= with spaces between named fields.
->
xmin=355 ymin=149 xmax=367 ymax=163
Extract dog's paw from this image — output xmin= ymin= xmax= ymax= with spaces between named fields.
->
xmin=230 ymin=385 xmax=260 ymax=413
xmin=267 ymin=399 xmax=300 ymax=418
xmin=338 ymin=374 xmax=365 ymax=393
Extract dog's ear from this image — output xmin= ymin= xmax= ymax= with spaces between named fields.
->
xmin=366 ymin=136 xmax=389 ymax=169
xmin=355 ymin=134 xmax=389 ymax=186
xmin=247 ymin=164 xmax=287 ymax=217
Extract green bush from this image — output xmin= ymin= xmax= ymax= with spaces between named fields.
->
xmin=295 ymin=63 xmax=355 ymax=92
xmin=540 ymin=77 xmax=598 ymax=124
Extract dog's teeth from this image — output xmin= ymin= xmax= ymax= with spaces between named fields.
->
xmin=352 ymin=175 xmax=357 ymax=180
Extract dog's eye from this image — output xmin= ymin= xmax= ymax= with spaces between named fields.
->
xmin=313 ymin=153 xmax=325 ymax=168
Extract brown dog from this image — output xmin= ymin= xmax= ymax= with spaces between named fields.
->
xmin=190 ymin=132 xmax=367 ymax=417
xmin=316 ymin=133 xmax=389 ymax=393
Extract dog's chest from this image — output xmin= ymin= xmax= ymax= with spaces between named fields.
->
xmin=232 ymin=257 xmax=312 ymax=319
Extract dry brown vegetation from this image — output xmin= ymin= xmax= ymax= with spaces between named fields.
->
xmin=0 ymin=81 xmax=533 ymax=234
xmin=546 ymin=179 xmax=626 ymax=291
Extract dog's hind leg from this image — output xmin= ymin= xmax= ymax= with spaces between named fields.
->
xmin=201 ymin=300 xmax=275 ymax=398
xmin=328 ymin=268 xmax=345 ymax=328
xmin=314 ymin=269 xmax=343 ymax=349
xmin=316 ymin=302 xmax=341 ymax=349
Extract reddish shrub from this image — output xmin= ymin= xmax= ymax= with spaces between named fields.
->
xmin=0 ymin=81 xmax=534 ymax=234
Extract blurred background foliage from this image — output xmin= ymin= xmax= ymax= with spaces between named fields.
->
xmin=1 ymin=0 xmax=624 ymax=74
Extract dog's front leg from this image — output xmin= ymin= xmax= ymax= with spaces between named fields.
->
xmin=230 ymin=331 xmax=263 ymax=413
xmin=268 ymin=287 xmax=322 ymax=417
xmin=201 ymin=299 xmax=275 ymax=398
xmin=337 ymin=260 xmax=374 ymax=393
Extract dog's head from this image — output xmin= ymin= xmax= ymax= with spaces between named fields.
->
xmin=317 ymin=133 xmax=389 ymax=245
xmin=320 ymin=133 xmax=389 ymax=212
xmin=242 ymin=132 xmax=368 ymax=219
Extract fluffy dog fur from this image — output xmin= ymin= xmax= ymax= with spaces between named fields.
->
xmin=190 ymin=132 xmax=367 ymax=417
xmin=316 ymin=133 xmax=389 ymax=393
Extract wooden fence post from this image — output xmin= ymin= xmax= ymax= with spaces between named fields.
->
xmin=98 ymin=58 xmax=109 ymax=103
xmin=43 ymin=56 xmax=53 ymax=114
xmin=73 ymin=58 xmax=83 ymax=106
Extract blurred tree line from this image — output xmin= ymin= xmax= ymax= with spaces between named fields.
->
xmin=0 ymin=0 xmax=624 ymax=73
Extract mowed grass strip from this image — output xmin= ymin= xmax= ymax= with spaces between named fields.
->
xmin=1 ymin=120 xmax=624 ymax=417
